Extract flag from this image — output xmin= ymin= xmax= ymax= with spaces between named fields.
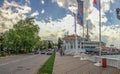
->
xmin=93 ymin=0 xmax=100 ymax=10
xmin=77 ymin=0 xmax=83 ymax=26
xmin=73 ymin=13 xmax=76 ymax=33
xmin=116 ymin=8 xmax=120 ymax=20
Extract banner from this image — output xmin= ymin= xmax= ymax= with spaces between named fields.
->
xmin=77 ymin=0 xmax=83 ymax=26
xmin=116 ymin=8 xmax=120 ymax=20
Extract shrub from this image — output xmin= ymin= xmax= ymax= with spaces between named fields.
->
xmin=0 ymin=51 xmax=6 ymax=57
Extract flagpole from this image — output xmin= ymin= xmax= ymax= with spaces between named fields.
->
xmin=99 ymin=0 xmax=101 ymax=57
xmin=82 ymin=2 xmax=86 ymax=51
xmin=82 ymin=17 xmax=85 ymax=54
xmin=93 ymin=0 xmax=102 ymax=66
xmin=76 ymin=0 xmax=84 ymax=55
xmin=74 ymin=13 xmax=77 ymax=34
xmin=73 ymin=13 xmax=79 ymax=57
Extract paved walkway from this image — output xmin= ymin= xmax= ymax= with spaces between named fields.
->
xmin=53 ymin=53 xmax=120 ymax=74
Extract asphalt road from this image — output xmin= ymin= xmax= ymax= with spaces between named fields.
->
xmin=0 ymin=54 xmax=50 ymax=74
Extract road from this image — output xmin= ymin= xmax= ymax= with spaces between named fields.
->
xmin=0 ymin=54 xmax=50 ymax=74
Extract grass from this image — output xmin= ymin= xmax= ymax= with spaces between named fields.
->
xmin=37 ymin=52 xmax=56 ymax=74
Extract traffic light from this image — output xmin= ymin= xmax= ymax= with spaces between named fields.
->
xmin=116 ymin=8 xmax=120 ymax=20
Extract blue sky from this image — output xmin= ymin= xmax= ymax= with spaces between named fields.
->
xmin=28 ymin=0 xmax=70 ymax=22
xmin=0 ymin=0 xmax=120 ymax=47
xmin=0 ymin=0 xmax=70 ymax=22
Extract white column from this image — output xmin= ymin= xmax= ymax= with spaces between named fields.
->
xmin=73 ymin=40 xmax=75 ymax=50
xmin=68 ymin=43 xmax=70 ymax=50
xmin=65 ymin=43 xmax=68 ymax=50
xmin=75 ymin=36 xmax=78 ymax=51
xmin=74 ymin=35 xmax=80 ymax=57
xmin=80 ymin=42 xmax=82 ymax=52
xmin=74 ymin=40 xmax=76 ymax=49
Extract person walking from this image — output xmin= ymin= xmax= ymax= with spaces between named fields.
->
xmin=59 ymin=48 xmax=65 ymax=56
xmin=59 ymin=48 xmax=63 ymax=56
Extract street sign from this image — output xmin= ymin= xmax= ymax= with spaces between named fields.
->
xmin=116 ymin=8 xmax=120 ymax=20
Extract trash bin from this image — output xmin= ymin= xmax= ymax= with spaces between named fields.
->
xmin=102 ymin=58 xmax=107 ymax=68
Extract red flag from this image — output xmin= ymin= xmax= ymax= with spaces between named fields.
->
xmin=93 ymin=0 xmax=100 ymax=10
xmin=94 ymin=0 xmax=96 ymax=4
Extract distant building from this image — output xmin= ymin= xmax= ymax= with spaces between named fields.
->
xmin=96 ymin=46 xmax=120 ymax=54
xmin=62 ymin=34 xmax=106 ymax=55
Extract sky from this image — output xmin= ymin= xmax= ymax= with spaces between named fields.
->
xmin=0 ymin=0 xmax=120 ymax=48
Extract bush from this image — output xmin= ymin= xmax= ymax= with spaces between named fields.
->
xmin=0 ymin=51 xmax=6 ymax=57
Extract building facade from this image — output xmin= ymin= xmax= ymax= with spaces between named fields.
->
xmin=62 ymin=34 xmax=106 ymax=55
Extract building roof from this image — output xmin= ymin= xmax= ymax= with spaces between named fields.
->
xmin=66 ymin=34 xmax=81 ymax=39
xmin=63 ymin=34 xmax=82 ymax=40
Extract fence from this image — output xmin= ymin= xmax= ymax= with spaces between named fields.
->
xmin=88 ymin=55 xmax=120 ymax=69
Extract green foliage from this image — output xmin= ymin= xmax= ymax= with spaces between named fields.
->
xmin=0 ymin=51 xmax=6 ymax=57
xmin=40 ymin=40 xmax=54 ymax=50
xmin=57 ymin=38 xmax=63 ymax=49
xmin=44 ymin=41 xmax=49 ymax=49
xmin=3 ymin=18 xmax=40 ymax=54
xmin=34 ymin=41 xmax=42 ymax=50
xmin=0 ymin=33 xmax=4 ymax=51
xmin=37 ymin=52 xmax=56 ymax=74
xmin=48 ymin=41 xmax=54 ymax=49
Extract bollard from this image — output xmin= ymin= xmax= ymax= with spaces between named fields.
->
xmin=102 ymin=58 xmax=107 ymax=68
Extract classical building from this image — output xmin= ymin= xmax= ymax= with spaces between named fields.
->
xmin=62 ymin=34 xmax=106 ymax=55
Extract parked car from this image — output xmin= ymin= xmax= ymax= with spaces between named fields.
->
xmin=41 ymin=50 xmax=46 ymax=54
xmin=34 ymin=50 xmax=39 ymax=54
xmin=46 ymin=50 xmax=53 ymax=55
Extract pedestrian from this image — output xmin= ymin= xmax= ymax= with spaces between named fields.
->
xmin=60 ymin=48 xmax=63 ymax=56
xmin=63 ymin=50 xmax=65 ymax=56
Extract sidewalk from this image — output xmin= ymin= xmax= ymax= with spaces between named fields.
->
xmin=53 ymin=53 xmax=120 ymax=74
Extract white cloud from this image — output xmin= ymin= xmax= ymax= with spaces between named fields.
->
xmin=51 ymin=0 xmax=77 ymax=12
xmin=41 ymin=0 xmax=45 ymax=4
xmin=16 ymin=5 xmax=31 ymax=14
xmin=101 ymin=25 xmax=120 ymax=47
xmin=41 ymin=9 xmax=45 ymax=14
xmin=23 ymin=5 xmax=31 ymax=13
xmin=35 ymin=14 xmax=79 ymax=42
xmin=26 ymin=0 xmax=30 ymax=4
xmin=31 ymin=11 xmax=39 ymax=17
xmin=0 ymin=0 xmax=31 ymax=32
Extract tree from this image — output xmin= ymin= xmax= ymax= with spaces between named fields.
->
xmin=57 ymin=38 xmax=63 ymax=50
xmin=41 ymin=40 xmax=49 ymax=50
xmin=0 ymin=33 xmax=4 ymax=51
xmin=34 ymin=40 xmax=41 ymax=50
xmin=3 ymin=18 xmax=40 ymax=54
xmin=48 ymin=40 xmax=54 ymax=49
